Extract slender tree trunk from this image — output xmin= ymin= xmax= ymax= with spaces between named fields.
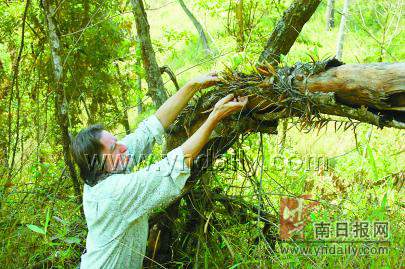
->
xmin=120 ymin=82 xmax=131 ymax=135
xmin=0 ymin=61 xmax=8 ymax=178
xmin=278 ymin=119 xmax=288 ymax=153
xmin=258 ymin=0 xmax=321 ymax=65
xmin=129 ymin=27 xmax=144 ymax=115
xmin=42 ymin=0 xmax=82 ymax=203
xmin=130 ymin=0 xmax=168 ymax=107
xmin=134 ymin=33 xmax=143 ymax=114
xmin=136 ymin=66 xmax=143 ymax=114
xmin=137 ymin=83 xmax=143 ymax=114
xmin=82 ymin=0 xmax=89 ymax=27
xmin=325 ymin=0 xmax=335 ymax=31
xmin=114 ymin=63 xmax=131 ymax=134
xmin=7 ymin=0 xmax=30 ymax=181
xmin=235 ymin=0 xmax=245 ymax=51
xmin=178 ymin=0 xmax=211 ymax=54
xmin=108 ymin=91 xmax=131 ymax=135
xmin=336 ymin=0 xmax=350 ymax=60
xmin=80 ymin=96 xmax=93 ymax=125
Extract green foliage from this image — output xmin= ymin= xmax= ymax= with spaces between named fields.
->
xmin=27 ymin=224 xmax=46 ymax=235
xmin=0 ymin=0 xmax=403 ymax=268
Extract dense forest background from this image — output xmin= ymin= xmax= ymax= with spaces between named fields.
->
xmin=0 ymin=0 xmax=404 ymax=268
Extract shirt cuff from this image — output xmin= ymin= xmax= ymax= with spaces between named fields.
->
xmin=144 ymin=115 xmax=165 ymax=144
xmin=166 ymin=146 xmax=191 ymax=186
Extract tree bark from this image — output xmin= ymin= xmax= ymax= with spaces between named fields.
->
xmin=114 ymin=63 xmax=131 ymax=134
xmin=235 ymin=0 xmax=245 ymax=51
xmin=137 ymin=76 xmax=143 ymax=114
xmin=255 ymin=62 xmax=404 ymax=127
xmin=336 ymin=0 xmax=350 ymax=60
xmin=130 ymin=0 xmax=168 ymax=107
xmin=325 ymin=0 xmax=335 ymax=31
xmin=178 ymin=0 xmax=212 ymax=54
xmin=42 ymin=0 xmax=82 ymax=203
xmin=131 ymin=32 xmax=143 ymax=114
xmin=293 ymin=63 xmax=404 ymax=111
xmin=258 ymin=0 xmax=321 ymax=65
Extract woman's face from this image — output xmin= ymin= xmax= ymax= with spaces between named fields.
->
xmin=99 ymin=130 xmax=129 ymax=172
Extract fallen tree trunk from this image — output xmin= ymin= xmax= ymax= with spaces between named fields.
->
xmin=148 ymin=60 xmax=404 ymax=265
xmin=161 ymin=60 xmax=405 ymax=220
xmin=169 ymin=60 xmax=405 ymax=141
xmin=252 ymin=60 xmax=405 ymax=128
xmin=294 ymin=62 xmax=404 ymax=111
xmin=146 ymin=0 xmax=404 ymax=264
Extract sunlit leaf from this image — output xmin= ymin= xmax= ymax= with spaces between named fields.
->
xmin=27 ymin=224 xmax=46 ymax=235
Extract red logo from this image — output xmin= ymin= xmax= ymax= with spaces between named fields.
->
xmin=280 ymin=195 xmax=319 ymax=240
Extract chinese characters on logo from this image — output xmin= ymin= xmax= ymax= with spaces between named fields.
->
xmin=279 ymin=196 xmax=389 ymax=241
xmin=313 ymin=221 xmax=389 ymax=240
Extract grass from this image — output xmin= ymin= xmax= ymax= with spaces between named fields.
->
xmin=1 ymin=0 xmax=404 ymax=268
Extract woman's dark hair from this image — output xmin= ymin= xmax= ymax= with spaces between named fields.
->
xmin=71 ymin=124 xmax=105 ymax=186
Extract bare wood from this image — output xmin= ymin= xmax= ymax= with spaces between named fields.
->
xmin=178 ymin=0 xmax=212 ymax=54
xmin=325 ymin=0 xmax=335 ymax=31
xmin=295 ymin=63 xmax=405 ymax=111
xmin=248 ymin=62 xmax=405 ymax=129
xmin=336 ymin=0 xmax=350 ymax=60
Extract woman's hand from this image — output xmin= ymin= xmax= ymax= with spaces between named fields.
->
xmin=188 ymin=71 xmax=221 ymax=91
xmin=209 ymin=94 xmax=248 ymax=122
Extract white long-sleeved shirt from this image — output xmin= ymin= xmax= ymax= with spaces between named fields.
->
xmin=80 ymin=115 xmax=191 ymax=268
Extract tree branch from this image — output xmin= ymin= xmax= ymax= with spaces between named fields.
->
xmin=258 ymin=0 xmax=321 ymax=65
